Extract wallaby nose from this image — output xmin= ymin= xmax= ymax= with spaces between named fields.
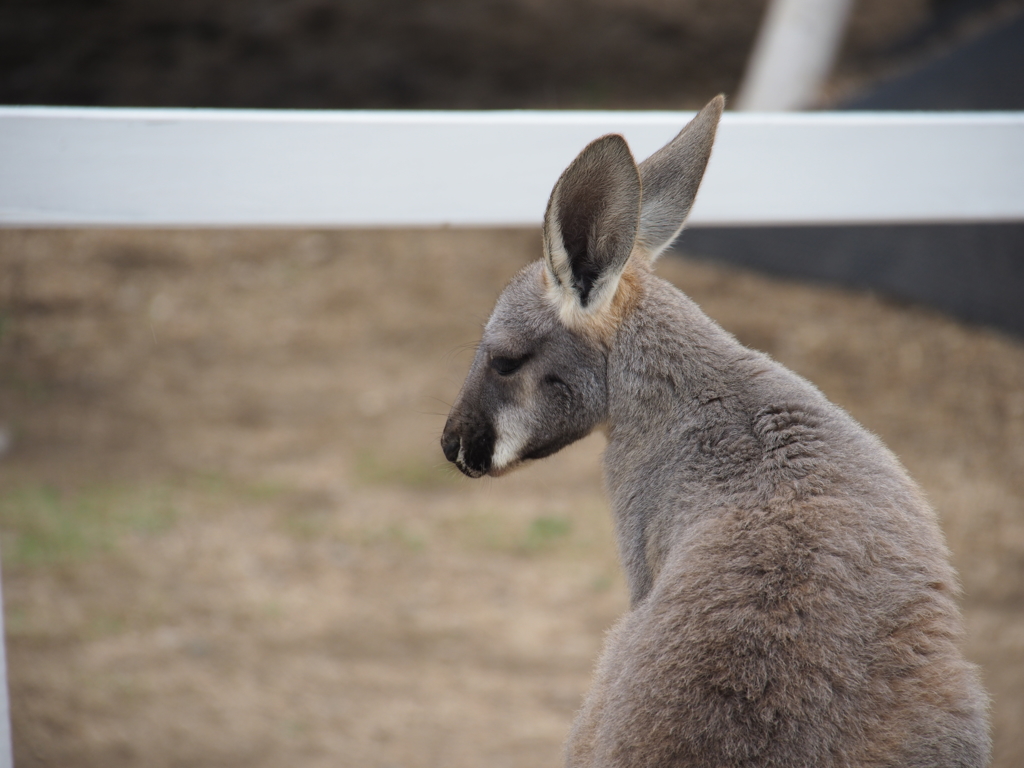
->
xmin=441 ymin=432 xmax=461 ymax=463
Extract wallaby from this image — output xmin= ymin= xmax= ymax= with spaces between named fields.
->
xmin=440 ymin=95 xmax=990 ymax=767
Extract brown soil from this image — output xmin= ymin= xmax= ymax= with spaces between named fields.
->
xmin=1 ymin=229 xmax=1022 ymax=767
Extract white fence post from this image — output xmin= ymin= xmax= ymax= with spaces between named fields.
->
xmin=0 ymin=558 xmax=11 ymax=768
xmin=736 ymin=0 xmax=855 ymax=111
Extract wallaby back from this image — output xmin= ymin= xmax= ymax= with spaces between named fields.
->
xmin=441 ymin=96 xmax=990 ymax=767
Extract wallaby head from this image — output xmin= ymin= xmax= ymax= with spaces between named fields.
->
xmin=441 ymin=96 xmax=723 ymax=478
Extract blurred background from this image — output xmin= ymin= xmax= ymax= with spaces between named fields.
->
xmin=0 ymin=0 xmax=1020 ymax=111
xmin=1 ymin=1 xmax=1024 ymax=766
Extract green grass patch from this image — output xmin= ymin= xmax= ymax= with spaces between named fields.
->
xmin=352 ymin=522 xmax=426 ymax=552
xmin=0 ymin=484 xmax=177 ymax=568
xmin=590 ymin=573 xmax=616 ymax=593
xmin=182 ymin=471 xmax=303 ymax=505
xmin=522 ymin=515 xmax=572 ymax=553
xmin=451 ymin=510 xmax=574 ymax=557
xmin=281 ymin=509 xmax=332 ymax=540
xmin=352 ymin=450 xmax=462 ymax=490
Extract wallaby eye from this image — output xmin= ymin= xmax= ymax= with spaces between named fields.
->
xmin=490 ymin=355 xmax=528 ymax=376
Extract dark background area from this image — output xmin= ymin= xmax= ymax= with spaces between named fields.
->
xmin=5 ymin=0 xmax=770 ymax=110
xmin=1 ymin=0 xmax=1019 ymax=111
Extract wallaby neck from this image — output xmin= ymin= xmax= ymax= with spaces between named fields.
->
xmin=601 ymin=275 xmax=831 ymax=606
xmin=600 ymin=277 xmax=736 ymax=604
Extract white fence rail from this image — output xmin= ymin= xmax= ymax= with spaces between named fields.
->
xmin=2 ymin=108 xmax=1024 ymax=228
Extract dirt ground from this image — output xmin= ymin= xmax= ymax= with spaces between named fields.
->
xmin=0 ymin=228 xmax=1022 ymax=767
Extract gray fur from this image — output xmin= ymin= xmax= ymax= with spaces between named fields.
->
xmin=637 ymin=95 xmax=723 ymax=258
xmin=441 ymin=96 xmax=990 ymax=767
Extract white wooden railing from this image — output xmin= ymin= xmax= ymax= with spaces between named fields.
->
xmin=2 ymin=108 xmax=1024 ymax=227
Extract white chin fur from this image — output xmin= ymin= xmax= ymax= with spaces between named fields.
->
xmin=491 ymin=408 xmax=532 ymax=473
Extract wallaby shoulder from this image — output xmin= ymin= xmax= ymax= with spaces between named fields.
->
xmin=604 ymin=271 xmax=951 ymax=605
xmin=574 ymin=271 xmax=990 ymax=767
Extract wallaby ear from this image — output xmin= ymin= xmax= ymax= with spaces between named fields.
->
xmin=543 ymin=133 xmax=642 ymax=316
xmin=636 ymin=94 xmax=724 ymax=259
